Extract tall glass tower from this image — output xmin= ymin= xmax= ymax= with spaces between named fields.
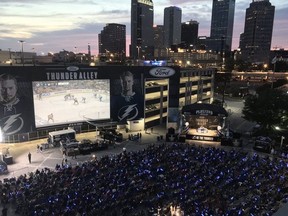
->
xmin=163 ymin=6 xmax=182 ymax=48
xmin=239 ymin=0 xmax=275 ymax=64
xmin=98 ymin=23 xmax=126 ymax=58
xmin=210 ymin=0 xmax=235 ymax=53
xmin=181 ymin=20 xmax=199 ymax=49
xmin=130 ymin=0 xmax=154 ymax=59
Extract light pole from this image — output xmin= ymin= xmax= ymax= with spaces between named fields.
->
xmin=32 ymin=48 xmax=36 ymax=66
xmin=8 ymin=48 xmax=12 ymax=65
xmin=281 ymin=136 xmax=285 ymax=149
xmin=18 ymin=40 xmax=25 ymax=66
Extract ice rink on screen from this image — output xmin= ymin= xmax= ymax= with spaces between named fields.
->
xmin=33 ymin=90 xmax=110 ymax=127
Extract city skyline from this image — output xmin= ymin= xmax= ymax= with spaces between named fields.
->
xmin=0 ymin=0 xmax=287 ymax=56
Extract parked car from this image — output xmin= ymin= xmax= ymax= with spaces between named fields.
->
xmin=78 ymin=140 xmax=94 ymax=155
xmin=253 ymin=136 xmax=272 ymax=153
xmin=60 ymin=141 xmax=80 ymax=156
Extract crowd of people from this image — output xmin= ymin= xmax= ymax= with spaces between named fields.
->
xmin=1 ymin=142 xmax=288 ymax=215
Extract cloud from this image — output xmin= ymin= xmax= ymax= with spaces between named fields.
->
xmin=0 ymin=0 xmax=287 ymax=55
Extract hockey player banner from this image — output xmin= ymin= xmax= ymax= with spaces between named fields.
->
xmin=110 ymin=69 xmax=144 ymax=124
xmin=0 ymin=72 xmax=35 ymax=135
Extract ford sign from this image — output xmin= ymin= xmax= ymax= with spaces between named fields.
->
xmin=67 ymin=66 xmax=79 ymax=72
xmin=149 ymin=67 xmax=175 ymax=77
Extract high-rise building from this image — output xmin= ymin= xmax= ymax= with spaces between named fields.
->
xmin=209 ymin=0 xmax=235 ymax=53
xmin=154 ymin=25 xmax=164 ymax=49
xmin=130 ymin=0 xmax=154 ymax=59
xmin=98 ymin=23 xmax=126 ymax=59
xmin=164 ymin=6 xmax=182 ymax=48
xmin=181 ymin=20 xmax=199 ymax=49
xmin=239 ymin=0 xmax=275 ymax=64
xmin=153 ymin=25 xmax=167 ymax=58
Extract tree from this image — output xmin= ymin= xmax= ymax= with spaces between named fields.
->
xmin=234 ymin=59 xmax=252 ymax=72
xmin=242 ymin=89 xmax=288 ymax=136
xmin=214 ymin=71 xmax=231 ymax=107
xmin=224 ymin=56 xmax=235 ymax=72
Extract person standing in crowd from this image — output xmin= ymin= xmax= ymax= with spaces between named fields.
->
xmin=1 ymin=206 xmax=8 ymax=216
xmin=72 ymin=149 xmax=77 ymax=159
xmin=28 ymin=152 xmax=31 ymax=163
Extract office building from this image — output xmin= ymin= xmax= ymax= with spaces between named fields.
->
xmin=154 ymin=25 xmax=164 ymax=49
xmin=98 ymin=23 xmax=126 ymax=59
xmin=164 ymin=6 xmax=182 ymax=48
xmin=130 ymin=0 xmax=154 ymax=59
xmin=153 ymin=25 xmax=165 ymax=58
xmin=239 ymin=0 xmax=275 ymax=64
xmin=181 ymin=20 xmax=199 ymax=49
xmin=209 ymin=0 xmax=235 ymax=53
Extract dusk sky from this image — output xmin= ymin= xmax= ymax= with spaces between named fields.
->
xmin=0 ymin=0 xmax=287 ymax=56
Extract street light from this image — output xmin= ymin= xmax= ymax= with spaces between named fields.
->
xmin=281 ymin=136 xmax=285 ymax=149
xmin=18 ymin=40 xmax=25 ymax=66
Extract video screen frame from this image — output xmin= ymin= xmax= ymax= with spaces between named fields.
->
xmin=32 ymin=80 xmax=110 ymax=128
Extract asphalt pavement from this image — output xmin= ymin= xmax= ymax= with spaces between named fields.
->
xmin=0 ymin=128 xmax=166 ymax=181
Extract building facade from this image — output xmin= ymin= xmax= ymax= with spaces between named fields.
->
xmin=164 ymin=6 xmax=182 ymax=49
xmin=130 ymin=0 xmax=154 ymax=59
xmin=209 ymin=0 xmax=235 ymax=53
xmin=181 ymin=20 xmax=199 ymax=49
xmin=239 ymin=0 xmax=275 ymax=64
xmin=0 ymin=50 xmax=37 ymax=66
xmin=98 ymin=23 xmax=126 ymax=60
xmin=0 ymin=65 xmax=214 ymax=143
xmin=153 ymin=25 xmax=165 ymax=58
xmin=153 ymin=25 xmax=164 ymax=49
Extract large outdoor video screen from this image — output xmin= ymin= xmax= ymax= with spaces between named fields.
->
xmin=32 ymin=80 xmax=110 ymax=128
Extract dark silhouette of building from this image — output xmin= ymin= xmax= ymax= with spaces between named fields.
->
xmin=209 ymin=0 xmax=235 ymax=53
xmin=98 ymin=23 xmax=126 ymax=60
xmin=239 ymin=0 xmax=275 ymax=64
xmin=153 ymin=25 xmax=165 ymax=58
xmin=153 ymin=25 xmax=164 ymax=49
xmin=164 ymin=6 xmax=182 ymax=48
xmin=130 ymin=0 xmax=154 ymax=60
xmin=181 ymin=20 xmax=199 ymax=49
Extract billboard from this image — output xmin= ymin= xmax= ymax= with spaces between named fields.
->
xmin=0 ymin=65 xmax=179 ymax=138
xmin=110 ymin=70 xmax=144 ymax=123
xmin=0 ymin=73 xmax=35 ymax=136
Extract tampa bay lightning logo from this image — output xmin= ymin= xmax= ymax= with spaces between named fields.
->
xmin=0 ymin=114 xmax=24 ymax=135
xmin=118 ymin=104 xmax=138 ymax=121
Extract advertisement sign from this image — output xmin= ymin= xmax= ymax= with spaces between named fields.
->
xmin=0 ymin=65 xmax=180 ymax=138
